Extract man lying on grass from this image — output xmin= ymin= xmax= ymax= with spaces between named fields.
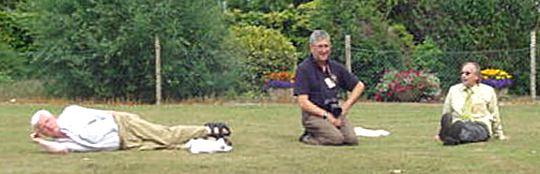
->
xmin=438 ymin=62 xmax=507 ymax=145
xmin=30 ymin=105 xmax=231 ymax=154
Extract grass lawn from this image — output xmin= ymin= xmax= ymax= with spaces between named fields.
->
xmin=0 ymin=102 xmax=538 ymax=174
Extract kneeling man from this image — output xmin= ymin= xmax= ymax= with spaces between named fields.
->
xmin=294 ymin=30 xmax=365 ymax=146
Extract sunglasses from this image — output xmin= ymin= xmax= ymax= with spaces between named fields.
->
xmin=460 ymin=71 xmax=471 ymax=76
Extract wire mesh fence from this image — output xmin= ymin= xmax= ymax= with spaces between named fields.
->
xmin=348 ymin=46 xmax=537 ymax=102
xmin=0 ymin=45 xmax=539 ymax=103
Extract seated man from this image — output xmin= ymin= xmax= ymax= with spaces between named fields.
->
xmin=438 ymin=62 xmax=506 ymax=145
xmin=30 ymin=105 xmax=231 ymax=153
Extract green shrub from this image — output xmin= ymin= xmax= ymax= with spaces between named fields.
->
xmin=229 ymin=25 xmax=297 ymax=92
xmin=311 ymin=0 xmax=408 ymax=98
xmin=26 ymin=0 xmax=231 ymax=102
xmin=411 ymin=37 xmax=444 ymax=71
xmin=0 ymin=11 xmax=33 ymax=79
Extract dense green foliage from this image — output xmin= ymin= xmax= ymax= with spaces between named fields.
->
xmin=225 ymin=0 xmax=311 ymax=12
xmin=391 ymin=0 xmax=539 ymax=93
xmin=0 ymin=8 xmax=33 ymax=81
xmin=1 ymin=0 xmax=539 ymax=100
xmin=0 ymin=0 xmax=22 ymax=11
xmin=410 ymin=37 xmax=444 ymax=72
xmin=26 ymin=0 xmax=232 ymax=101
xmin=229 ymin=25 xmax=296 ymax=92
xmin=312 ymin=0 xmax=406 ymax=96
xmin=225 ymin=1 xmax=315 ymax=59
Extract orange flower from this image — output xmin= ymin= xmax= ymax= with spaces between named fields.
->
xmin=265 ymin=72 xmax=294 ymax=81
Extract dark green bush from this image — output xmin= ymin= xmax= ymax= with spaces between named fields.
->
xmin=26 ymin=0 xmax=232 ymax=102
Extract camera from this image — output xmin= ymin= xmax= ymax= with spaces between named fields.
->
xmin=323 ymin=98 xmax=342 ymax=118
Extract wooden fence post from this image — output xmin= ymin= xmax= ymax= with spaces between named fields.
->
xmin=155 ymin=35 xmax=162 ymax=105
xmin=345 ymin=35 xmax=352 ymax=73
xmin=531 ymin=30 xmax=536 ymax=103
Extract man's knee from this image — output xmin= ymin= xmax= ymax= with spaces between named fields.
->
xmin=343 ymin=135 xmax=358 ymax=145
xmin=320 ymin=134 xmax=345 ymax=145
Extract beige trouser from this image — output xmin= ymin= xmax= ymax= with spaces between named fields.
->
xmin=301 ymin=112 xmax=358 ymax=145
xmin=113 ymin=113 xmax=209 ymax=150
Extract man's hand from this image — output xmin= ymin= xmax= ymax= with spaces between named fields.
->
xmin=327 ymin=115 xmax=342 ymax=127
xmin=30 ymin=133 xmax=68 ymax=154
xmin=30 ymin=132 xmax=41 ymax=143
xmin=340 ymin=105 xmax=349 ymax=117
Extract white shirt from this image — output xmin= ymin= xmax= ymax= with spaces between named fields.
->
xmin=55 ymin=105 xmax=120 ymax=152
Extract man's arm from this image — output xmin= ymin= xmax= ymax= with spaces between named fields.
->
xmin=30 ymin=133 xmax=68 ymax=154
xmin=340 ymin=82 xmax=365 ymax=117
xmin=442 ymin=90 xmax=453 ymax=116
xmin=297 ymin=95 xmax=341 ymax=127
xmin=106 ymin=111 xmax=138 ymax=117
xmin=488 ymin=89 xmax=506 ymax=140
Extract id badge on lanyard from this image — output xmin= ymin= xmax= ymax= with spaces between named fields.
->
xmin=324 ymin=65 xmax=337 ymax=89
xmin=324 ymin=77 xmax=336 ymax=89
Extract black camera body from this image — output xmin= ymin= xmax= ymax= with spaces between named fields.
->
xmin=323 ymin=98 xmax=342 ymax=118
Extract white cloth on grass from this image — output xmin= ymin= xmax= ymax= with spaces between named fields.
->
xmin=185 ymin=138 xmax=233 ymax=154
xmin=354 ymin=127 xmax=390 ymax=137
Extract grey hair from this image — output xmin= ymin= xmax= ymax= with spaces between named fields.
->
xmin=30 ymin=109 xmax=52 ymax=129
xmin=309 ymin=30 xmax=331 ymax=45
xmin=462 ymin=62 xmax=482 ymax=82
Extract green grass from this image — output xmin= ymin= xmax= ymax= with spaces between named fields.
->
xmin=1 ymin=103 xmax=539 ymax=174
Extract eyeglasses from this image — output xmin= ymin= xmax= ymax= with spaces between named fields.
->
xmin=312 ymin=44 xmax=330 ymax=49
xmin=460 ymin=71 xmax=471 ymax=76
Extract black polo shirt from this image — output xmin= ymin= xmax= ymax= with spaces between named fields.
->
xmin=293 ymin=55 xmax=359 ymax=108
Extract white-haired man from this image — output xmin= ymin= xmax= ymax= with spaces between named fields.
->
xmin=30 ymin=105 xmax=231 ymax=153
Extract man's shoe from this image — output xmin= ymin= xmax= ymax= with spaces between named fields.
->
xmin=205 ymin=122 xmax=231 ymax=138
xmin=298 ymin=131 xmax=310 ymax=142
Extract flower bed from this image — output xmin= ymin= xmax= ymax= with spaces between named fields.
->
xmin=263 ymin=72 xmax=295 ymax=102
xmin=263 ymin=72 xmax=294 ymax=90
xmin=374 ymin=69 xmax=441 ymax=102
xmin=480 ymin=68 xmax=512 ymax=89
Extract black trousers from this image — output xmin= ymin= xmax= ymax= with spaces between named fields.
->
xmin=438 ymin=114 xmax=490 ymax=145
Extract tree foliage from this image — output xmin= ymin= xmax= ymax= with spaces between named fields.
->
xmin=3 ymin=0 xmax=540 ymax=100
xmin=394 ymin=0 xmax=540 ymax=93
xmin=0 ymin=5 xmax=34 ymax=80
xmin=225 ymin=1 xmax=315 ymax=60
xmin=311 ymin=0 xmax=406 ymax=96
xmin=26 ymin=0 xmax=231 ymax=101
xmin=228 ymin=25 xmax=297 ymax=92
xmin=225 ymin=0 xmax=312 ymax=12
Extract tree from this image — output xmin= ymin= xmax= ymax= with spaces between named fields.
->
xmin=311 ymin=0 xmax=407 ymax=97
xmin=0 ymin=1 xmax=34 ymax=80
xmin=393 ymin=0 xmax=540 ymax=93
xmin=26 ymin=0 xmax=232 ymax=101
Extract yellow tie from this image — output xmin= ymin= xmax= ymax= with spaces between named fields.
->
xmin=462 ymin=88 xmax=473 ymax=120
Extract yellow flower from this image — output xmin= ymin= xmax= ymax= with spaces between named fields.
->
xmin=481 ymin=68 xmax=512 ymax=80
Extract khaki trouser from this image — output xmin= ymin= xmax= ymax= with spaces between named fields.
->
xmin=301 ymin=112 xmax=358 ymax=145
xmin=113 ymin=113 xmax=209 ymax=150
